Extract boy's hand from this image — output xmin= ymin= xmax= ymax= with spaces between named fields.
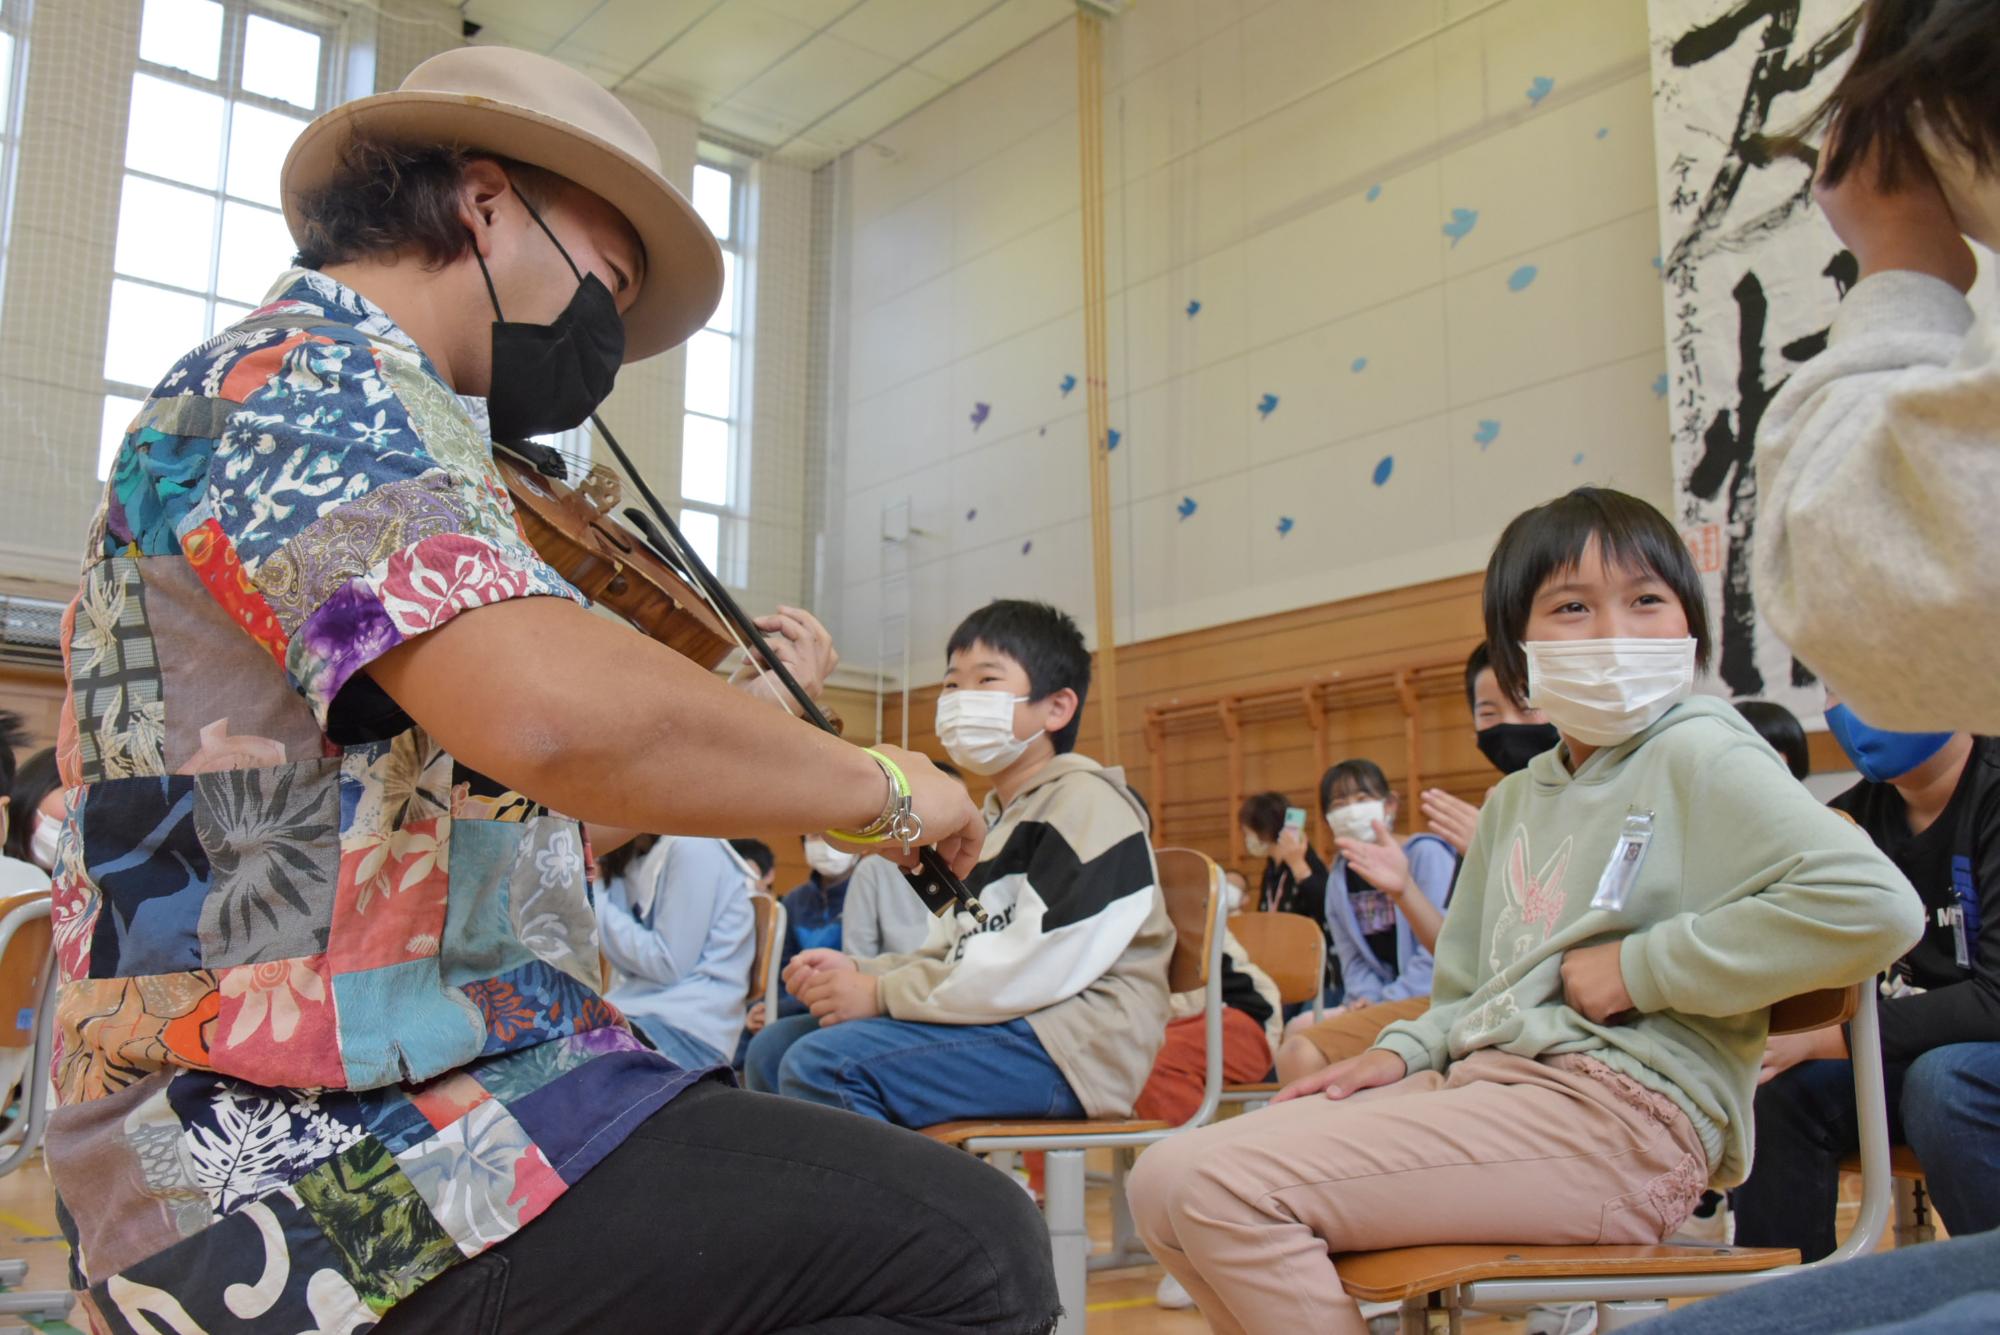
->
xmin=1419 ymin=789 xmax=1481 ymax=855
xmin=1561 ymin=941 xmax=1635 ymax=1023
xmin=1759 ymin=1028 xmax=1846 ymax=1085
xmin=798 ymin=968 xmax=882 ymax=1027
xmin=745 ymin=1001 xmax=767 ymax=1034
xmin=1337 ymin=823 xmax=1412 ymax=897
xmin=1272 ymin=1048 xmax=1406 ymax=1103
xmin=781 ymin=947 xmax=853 ymax=998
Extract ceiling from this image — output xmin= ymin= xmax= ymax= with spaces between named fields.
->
xmin=459 ymin=0 xmax=1077 ymax=166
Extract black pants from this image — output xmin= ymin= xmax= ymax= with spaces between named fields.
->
xmin=378 ymin=1080 xmax=1059 ymax=1334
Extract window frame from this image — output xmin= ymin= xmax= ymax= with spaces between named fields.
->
xmin=0 ymin=0 xmax=33 ymax=308
xmin=679 ymin=152 xmax=750 ymax=588
xmin=99 ymin=0 xmax=340 ymax=475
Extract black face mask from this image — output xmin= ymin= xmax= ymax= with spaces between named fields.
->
xmin=1477 ymin=721 xmax=1562 ymax=775
xmin=473 ymin=190 xmax=626 ymax=442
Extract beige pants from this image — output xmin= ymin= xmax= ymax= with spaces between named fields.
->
xmin=1129 ymin=1050 xmax=1708 ymax=1335
xmin=1296 ymin=996 xmax=1430 ymax=1064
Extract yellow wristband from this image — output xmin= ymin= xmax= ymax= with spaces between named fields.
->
xmin=827 ymin=748 xmax=911 ymax=845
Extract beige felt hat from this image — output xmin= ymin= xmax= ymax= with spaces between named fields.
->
xmin=280 ymin=46 xmax=721 ymax=362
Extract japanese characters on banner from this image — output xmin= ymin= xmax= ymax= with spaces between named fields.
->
xmin=1646 ymin=0 xmax=1855 ymax=719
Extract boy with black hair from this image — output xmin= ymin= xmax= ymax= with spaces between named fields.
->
xmin=1735 ymin=701 xmax=1813 ymax=782
xmin=751 ymin=599 xmax=1174 ymax=1127
xmin=1419 ymin=643 xmax=1561 ymax=855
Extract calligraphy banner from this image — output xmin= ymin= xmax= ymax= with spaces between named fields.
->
xmin=1646 ymin=0 xmax=1857 ymax=720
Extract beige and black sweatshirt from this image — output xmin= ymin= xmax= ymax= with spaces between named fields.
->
xmin=854 ymin=754 xmax=1174 ymax=1118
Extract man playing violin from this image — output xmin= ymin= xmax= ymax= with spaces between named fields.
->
xmin=50 ymin=46 xmax=1054 ymax=1334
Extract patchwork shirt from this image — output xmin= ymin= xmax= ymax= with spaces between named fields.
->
xmin=49 ymin=271 xmax=708 ymax=1332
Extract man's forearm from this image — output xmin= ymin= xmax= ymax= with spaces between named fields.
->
xmin=369 ymin=595 xmax=887 ymax=836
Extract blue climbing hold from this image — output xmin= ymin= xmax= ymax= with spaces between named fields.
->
xmin=1351 ymin=356 xmax=1368 ymax=373
xmin=1442 ymin=208 xmax=1479 ymax=246
xmin=1277 ymin=516 xmax=1295 ymax=537
xmin=1059 ymin=373 xmax=1077 ymax=396
xmin=1106 ymin=428 xmax=1121 ymax=451
xmin=1473 ymin=419 xmax=1500 ymax=448
xmin=1372 ymin=456 xmax=1394 ymax=487
xmin=1527 ymin=76 xmax=1554 ymax=105
xmin=970 ymin=402 xmax=991 ymax=429
xmin=1365 ymin=183 xmax=1382 ymax=202
xmin=1186 ymin=299 xmax=1201 ymax=318
xmin=1256 ymin=392 xmax=1279 ymax=419
xmin=1652 ymin=373 xmax=1669 ymax=398
xmin=1177 ymin=497 xmax=1197 ymax=520
xmin=1507 ymin=265 xmax=1539 ymax=292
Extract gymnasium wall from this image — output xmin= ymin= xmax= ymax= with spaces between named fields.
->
xmin=822 ymin=0 xmax=1675 ymax=678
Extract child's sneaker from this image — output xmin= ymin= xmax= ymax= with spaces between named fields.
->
xmin=1669 ymin=1191 xmax=1733 ymax=1246
xmin=1155 ymin=1273 xmax=1194 ymax=1309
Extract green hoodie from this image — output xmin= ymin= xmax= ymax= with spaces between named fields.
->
xmin=1375 ymin=695 xmax=1924 ymax=1186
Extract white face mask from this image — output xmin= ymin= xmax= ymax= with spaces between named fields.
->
xmin=1327 ymin=799 xmax=1386 ymax=845
xmin=29 ymin=816 xmax=59 ymax=872
xmin=935 ymin=690 xmax=1033 ymax=776
xmin=1525 ymin=637 xmax=1697 ymax=748
xmin=802 ymin=836 xmax=858 ymax=881
xmin=1243 ymin=832 xmax=1271 ymax=859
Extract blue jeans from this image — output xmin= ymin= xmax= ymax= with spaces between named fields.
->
xmin=747 ymin=1013 xmax=1085 ymax=1127
xmin=1735 ymin=1042 xmax=2000 ymax=1260
xmin=1644 ymin=1226 xmax=2000 ymax=1334
xmin=633 ymin=1016 xmax=729 ymax=1072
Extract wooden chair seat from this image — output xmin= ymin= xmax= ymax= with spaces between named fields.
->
xmin=921 ymin=1117 xmax=1171 ymax=1146
xmin=1223 ymin=1081 xmax=1280 ymax=1094
xmin=1840 ymin=1145 xmax=1926 ymax=1179
xmin=1333 ymin=1242 xmax=1802 ymax=1304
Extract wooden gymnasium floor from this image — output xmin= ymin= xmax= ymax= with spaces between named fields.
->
xmin=0 ymin=1145 xmax=1890 ymax=1333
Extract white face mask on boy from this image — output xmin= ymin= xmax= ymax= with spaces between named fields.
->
xmin=803 ymin=836 xmax=858 ymax=881
xmin=935 ymin=690 xmax=1033 ymax=776
xmin=1327 ymin=799 xmax=1386 ymax=845
xmin=29 ymin=816 xmax=60 ymax=872
xmin=1524 ymin=637 xmax=1697 ymax=748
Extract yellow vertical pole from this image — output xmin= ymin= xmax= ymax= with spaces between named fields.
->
xmin=1076 ymin=10 xmax=1120 ymax=765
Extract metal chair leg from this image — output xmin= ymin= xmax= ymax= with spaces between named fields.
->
xmin=1398 ymin=1295 xmax=1429 ymax=1334
xmin=1088 ymin=1147 xmax=1152 ymax=1271
xmin=1893 ymin=1178 xmax=1936 ymax=1247
xmin=1044 ymin=1149 xmax=1089 ymax=1335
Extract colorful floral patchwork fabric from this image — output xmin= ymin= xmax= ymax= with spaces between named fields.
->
xmin=50 ymin=271 xmax=710 ymax=1333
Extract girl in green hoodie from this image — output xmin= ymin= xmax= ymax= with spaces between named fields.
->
xmin=1129 ymin=488 xmax=1924 ymax=1335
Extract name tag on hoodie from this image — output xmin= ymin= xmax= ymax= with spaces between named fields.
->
xmin=1591 ymin=810 xmax=1655 ymax=913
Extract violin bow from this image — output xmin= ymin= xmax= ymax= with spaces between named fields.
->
xmin=570 ymin=412 xmax=988 ymax=926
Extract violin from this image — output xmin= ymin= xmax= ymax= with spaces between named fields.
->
xmin=495 ymin=419 xmax=987 ymax=924
xmin=495 ymin=446 xmax=734 ymax=669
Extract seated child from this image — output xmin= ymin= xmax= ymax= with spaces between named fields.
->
xmin=1735 ymin=700 xmax=1813 ymax=781
xmin=595 ymin=835 xmax=758 ymax=1070
xmin=1419 ymin=641 xmax=1560 ymax=854
xmin=1240 ymin=791 xmax=1336 ymax=1008
xmin=1275 ymin=759 xmax=1457 ymax=1082
xmin=744 ymin=599 xmax=1173 ymax=1126
xmin=1129 ymin=486 xmax=1923 ymax=1334
xmin=0 ymin=717 xmax=48 ymax=895
xmin=730 ymin=838 xmax=777 ymax=893
xmin=1734 ymin=694 xmax=2000 ymax=1259
xmin=841 ymin=761 xmax=965 ymax=959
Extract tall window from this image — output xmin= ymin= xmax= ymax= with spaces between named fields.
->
xmin=681 ymin=157 xmax=746 ymax=585
xmin=99 ymin=0 xmax=334 ymax=477
xmin=0 ymin=0 xmax=29 ymax=295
